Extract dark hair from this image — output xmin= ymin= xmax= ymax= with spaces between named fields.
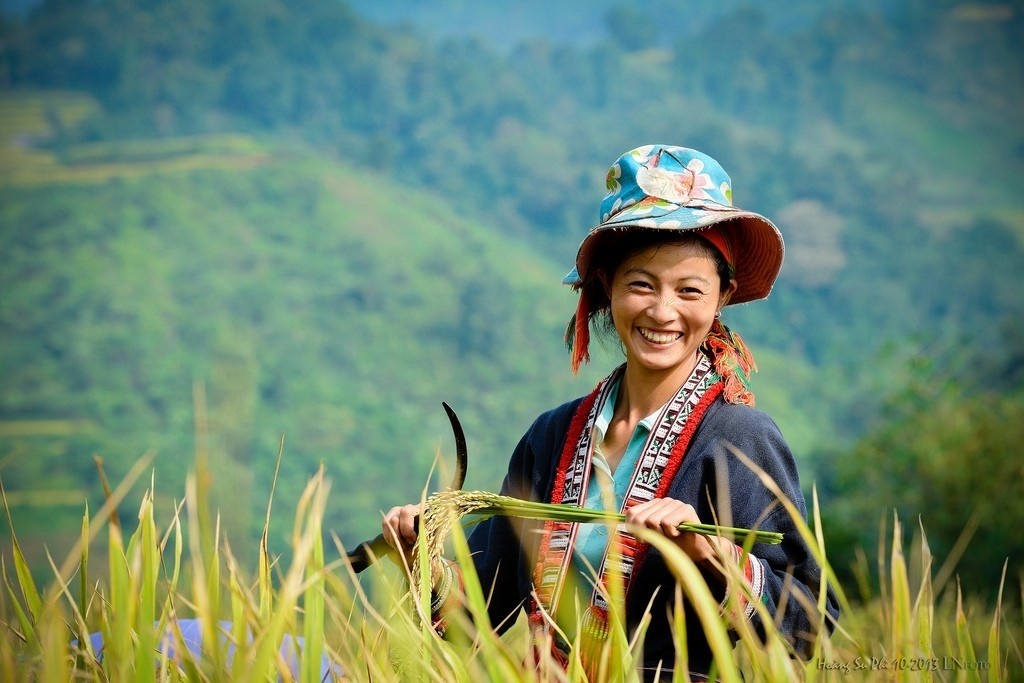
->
xmin=571 ymin=229 xmax=734 ymax=345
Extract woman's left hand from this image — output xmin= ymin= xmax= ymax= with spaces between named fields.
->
xmin=625 ymin=498 xmax=729 ymax=569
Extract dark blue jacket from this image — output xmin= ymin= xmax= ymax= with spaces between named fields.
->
xmin=467 ymin=394 xmax=839 ymax=678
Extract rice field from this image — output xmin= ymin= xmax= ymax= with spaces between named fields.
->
xmin=0 ymin=449 xmax=1019 ymax=682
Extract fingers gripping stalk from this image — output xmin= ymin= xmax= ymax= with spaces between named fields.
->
xmin=346 ymin=402 xmax=468 ymax=573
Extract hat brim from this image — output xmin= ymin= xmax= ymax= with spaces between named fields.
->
xmin=567 ymin=200 xmax=784 ymax=305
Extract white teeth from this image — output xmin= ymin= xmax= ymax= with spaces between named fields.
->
xmin=639 ymin=328 xmax=680 ymax=344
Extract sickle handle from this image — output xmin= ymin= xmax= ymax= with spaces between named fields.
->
xmin=346 ymin=402 xmax=467 ymax=573
xmin=347 ymin=532 xmax=393 ymax=574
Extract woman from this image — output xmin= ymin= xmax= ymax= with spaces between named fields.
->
xmin=384 ymin=144 xmax=839 ymax=679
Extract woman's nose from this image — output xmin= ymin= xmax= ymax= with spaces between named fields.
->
xmin=646 ymin=294 xmax=676 ymax=323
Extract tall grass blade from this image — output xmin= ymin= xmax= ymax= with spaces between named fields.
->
xmin=225 ymin=543 xmax=255 ymax=682
xmin=135 ymin=490 xmax=160 ymax=682
xmin=160 ymin=500 xmax=186 ymax=621
xmin=260 ymin=434 xmax=286 ymax=621
xmin=988 ymin=561 xmax=1007 ymax=683
xmin=955 ymin=580 xmax=982 ymax=683
xmin=191 ymin=380 xmax=226 ymax=676
xmin=301 ymin=468 xmax=326 ymax=683
xmin=913 ymin=520 xmax=934 ymax=669
xmin=0 ymin=481 xmax=43 ymax=623
xmin=93 ymin=455 xmax=121 ymax=530
xmin=889 ymin=512 xmax=911 ymax=650
xmin=2 ymin=559 xmax=38 ymax=651
xmin=933 ymin=512 xmax=980 ymax=596
xmin=105 ymin=514 xmax=131 ymax=680
xmin=77 ymin=504 xmax=89 ymax=627
xmin=809 ymin=486 xmax=830 ymax=667
xmin=43 ymin=549 xmax=93 ymax=675
xmin=37 ymin=605 xmax=69 ymax=683
xmin=185 ymin=471 xmax=222 ymax=678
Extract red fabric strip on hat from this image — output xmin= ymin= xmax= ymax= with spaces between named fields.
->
xmin=699 ymin=226 xmax=734 ymax=266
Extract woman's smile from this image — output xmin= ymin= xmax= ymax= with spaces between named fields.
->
xmin=637 ymin=327 xmax=683 ymax=345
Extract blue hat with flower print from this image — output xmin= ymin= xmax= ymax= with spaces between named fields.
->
xmin=563 ymin=144 xmax=784 ymax=305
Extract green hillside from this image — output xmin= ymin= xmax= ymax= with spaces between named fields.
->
xmin=0 ymin=105 xmax=593 ymax=561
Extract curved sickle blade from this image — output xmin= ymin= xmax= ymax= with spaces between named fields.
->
xmin=347 ymin=402 xmax=469 ymax=574
xmin=442 ymin=401 xmax=468 ymax=492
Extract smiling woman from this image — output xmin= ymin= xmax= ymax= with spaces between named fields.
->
xmin=383 ymin=144 xmax=840 ymax=681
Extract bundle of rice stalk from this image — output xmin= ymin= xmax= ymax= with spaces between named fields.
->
xmin=414 ymin=489 xmax=782 ymax=592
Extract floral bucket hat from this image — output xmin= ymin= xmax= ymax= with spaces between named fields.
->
xmin=563 ymin=144 xmax=784 ymax=305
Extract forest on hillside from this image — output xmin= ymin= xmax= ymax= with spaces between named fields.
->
xmin=0 ymin=0 xmax=1022 ymax=593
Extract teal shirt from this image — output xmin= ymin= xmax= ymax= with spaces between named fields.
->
xmin=573 ymin=377 xmax=663 ymax=581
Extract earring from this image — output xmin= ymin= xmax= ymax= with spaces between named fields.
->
xmin=714 ymin=310 xmax=722 ymax=319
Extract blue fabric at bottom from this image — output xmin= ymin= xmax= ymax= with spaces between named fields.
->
xmin=84 ymin=619 xmax=341 ymax=681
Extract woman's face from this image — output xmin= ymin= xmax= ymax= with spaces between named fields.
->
xmin=607 ymin=242 xmax=735 ymax=378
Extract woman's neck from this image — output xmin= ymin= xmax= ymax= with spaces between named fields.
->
xmin=615 ymin=351 xmax=700 ymax=424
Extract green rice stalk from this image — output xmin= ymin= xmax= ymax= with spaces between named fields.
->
xmin=259 ymin=435 xmax=286 ymax=621
xmin=226 ymin=548 xmax=253 ymax=682
xmin=185 ymin=471 xmax=228 ymax=678
xmin=37 ymin=604 xmax=68 ymax=683
xmin=2 ymin=559 xmax=39 ymax=652
xmin=300 ymin=481 xmax=326 ymax=683
xmin=0 ymin=481 xmax=43 ymax=624
xmin=104 ymin=517 xmax=131 ymax=680
xmin=42 ymin=547 xmax=93 ymax=674
xmin=77 ymin=504 xmax=89 ymax=629
xmin=809 ymin=487 xmax=830 ymax=668
xmin=955 ymin=580 xmax=982 ymax=683
xmin=134 ymin=490 xmax=160 ymax=680
xmin=988 ymin=561 xmax=1008 ymax=683
xmin=912 ymin=519 xmax=934 ymax=662
xmin=190 ymin=380 xmax=227 ymax=677
xmin=889 ymin=513 xmax=912 ymax=666
xmin=159 ymin=501 xmax=185 ymax=633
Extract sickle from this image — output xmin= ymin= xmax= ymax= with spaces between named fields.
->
xmin=346 ymin=401 xmax=468 ymax=573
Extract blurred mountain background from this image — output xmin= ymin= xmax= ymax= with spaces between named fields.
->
xmin=0 ymin=0 xmax=1021 ymax=593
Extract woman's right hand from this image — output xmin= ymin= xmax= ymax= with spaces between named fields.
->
xmin=382 ymin=503 xmax=423 ymax=568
